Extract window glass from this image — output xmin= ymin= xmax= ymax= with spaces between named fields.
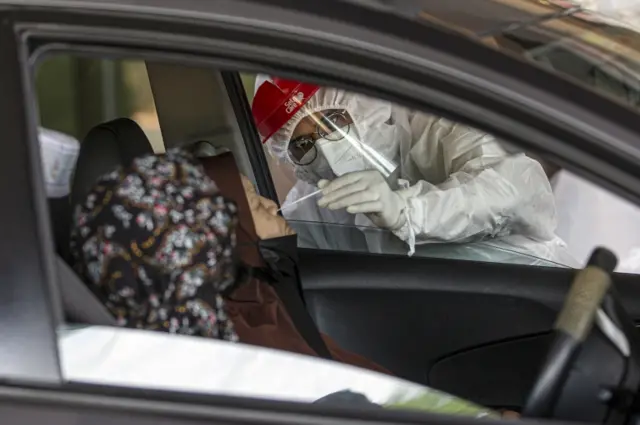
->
xmin=384 ymin=1 xmax=640 ymax=138
xmin=415 ymin=0 xmax=553 ymax=35
xmin=487 ymin=16 xmax=640 ymax=114
xmin=30 ymin=51 xmax=640 ymax=418
xmin=121 ymin=60 xmax=164 ymax=152
xmin=553 ymin=169 xmax=640 ymax=274
xmin=36 ymin=57 xmax=164 ymax=152
xmin=241 ymin=73 xmax=298 ymax=202
xmin=245 ymin=72 xmax=640 ymax=272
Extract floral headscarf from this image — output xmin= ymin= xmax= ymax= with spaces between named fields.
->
xmin=70 ymin=149 xmax=239 ymax=342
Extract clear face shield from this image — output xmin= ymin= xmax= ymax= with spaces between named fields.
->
xmin=287 ymin=108 xmax=400 ymax=186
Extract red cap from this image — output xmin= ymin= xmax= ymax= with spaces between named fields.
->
xmin=251 ymin=77 xmax=320 ymax=144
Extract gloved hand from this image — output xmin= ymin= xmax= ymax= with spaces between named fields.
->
xmin=317 ymin=170 xmax=406 ymax=230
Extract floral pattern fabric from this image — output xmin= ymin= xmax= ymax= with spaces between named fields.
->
xmin=70 ymin=149 xmax=239 ymax=341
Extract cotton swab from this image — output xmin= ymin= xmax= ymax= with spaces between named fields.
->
xmin=277 ymin=188 xmax=323 ymax=212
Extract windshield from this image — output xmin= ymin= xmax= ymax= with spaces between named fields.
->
xmin=403 ymin=0 xmax=640 ymax=114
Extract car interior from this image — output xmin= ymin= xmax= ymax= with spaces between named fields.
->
xmin=39 ymin=53 xmax=640 ymax=422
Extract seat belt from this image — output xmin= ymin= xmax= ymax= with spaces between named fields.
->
xmin=272 ymin=280 xmax=333 ymax=360
xmin=253 ymin=254 xmax=333 ymax=361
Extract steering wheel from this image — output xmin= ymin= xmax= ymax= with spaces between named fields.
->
xmin=523 ymin=248 xmax=619 ymax=418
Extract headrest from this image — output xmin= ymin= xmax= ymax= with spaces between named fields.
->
xmin=199 ymin=153 xmax=264 ymax=268
xmin=71 ymin=118 xmax=154 ymax=208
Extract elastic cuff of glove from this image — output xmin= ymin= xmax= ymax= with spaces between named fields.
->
xmin=393 ymin=181 xmax=416 ymax=256
xmin=392 ymin=220 xmax=409 ymax=241
xmin=392 ymin=201 xmax=415 ymax=257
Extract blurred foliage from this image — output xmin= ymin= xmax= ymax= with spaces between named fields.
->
xmin=35 ymin=56 xmax=79 ymax=137
xmin=36 ymin=55 xmax=158 ymax=144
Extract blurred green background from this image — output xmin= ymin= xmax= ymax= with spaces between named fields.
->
xmin=36 ymin=55 xmax=258 ymax=150
xmin=36 ymin=57 xmax=139 ymax=139
xmin=35 ymin=56 xmax=293 ymax=201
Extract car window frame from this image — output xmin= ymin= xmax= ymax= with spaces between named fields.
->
xmin=0 ymin=10 xmax=62 ymax=384
xmin=220 ymin=71 xmax=280 ymax=204
xmin=5 ymin=2 xmax=640 ymax=422
xmin=0 ymin=380 xmax=507 ymax=425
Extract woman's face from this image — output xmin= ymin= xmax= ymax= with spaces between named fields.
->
xmin=241 ymin=175 xmax=295 ymax=240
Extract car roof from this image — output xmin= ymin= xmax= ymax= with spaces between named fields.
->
xmin=6 ymin=0 xmax=640 ymax=67
xmin=0 ymin=0 xmax=607 ymax=33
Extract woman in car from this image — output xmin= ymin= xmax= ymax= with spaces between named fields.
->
xmin=70 ymin=149 xmax=240 ymax=340
xmin=69 ymin=148 xmax=389 ymax=373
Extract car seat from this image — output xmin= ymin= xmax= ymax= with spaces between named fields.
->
xmin=54 ymin=118 xmax=154 ymax=326
xmin=71 ymin=117 xmax=155 ymax=208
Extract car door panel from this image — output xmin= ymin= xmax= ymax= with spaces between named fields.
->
xmin=1 ymin=382 xmax=465 ymax=425
xmin=429 ymin=333 xmax=554 ymax=409
xmin=299 ymin=248 xmax=640 ymax=408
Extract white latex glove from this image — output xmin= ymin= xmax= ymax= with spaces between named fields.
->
xmin=317 ymin=170 xmax=406 ymax=230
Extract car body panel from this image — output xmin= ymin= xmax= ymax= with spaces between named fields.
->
xmin=0 ymin=9 xmax=62 ymax=383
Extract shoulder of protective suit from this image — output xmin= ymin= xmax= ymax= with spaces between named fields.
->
xmin=409 ymin=112 xmax=496 ymax=143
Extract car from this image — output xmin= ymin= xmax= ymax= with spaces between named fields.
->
xmin=3 ymin=0 xmax=640 ymax=424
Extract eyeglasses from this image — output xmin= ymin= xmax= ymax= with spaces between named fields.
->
xmin=288 ymin=110 xmax=353 ymax=166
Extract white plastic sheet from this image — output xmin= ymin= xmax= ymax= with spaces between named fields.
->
xmin=553 ymin=170 xmax=640 ymax=273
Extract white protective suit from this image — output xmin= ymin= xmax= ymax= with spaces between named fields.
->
xmin=265 ymin=85 xmax=575 ymax=267
xmin=39 ymin=127 xmax=80 ymax=198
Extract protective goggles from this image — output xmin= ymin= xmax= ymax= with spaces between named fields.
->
xmin=287 ymin=109 xmax=352 ymax=166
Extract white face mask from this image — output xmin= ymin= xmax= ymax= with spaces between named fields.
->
xmin=316 ymin=136 xmax=368 ymax=177
xmin=317 ymin=124 xmax=399 ymax=180
xmin=295 ymin=147 xmax=335 ymax=184
xmin=293 ymin=124 xmax=368 ymax=184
